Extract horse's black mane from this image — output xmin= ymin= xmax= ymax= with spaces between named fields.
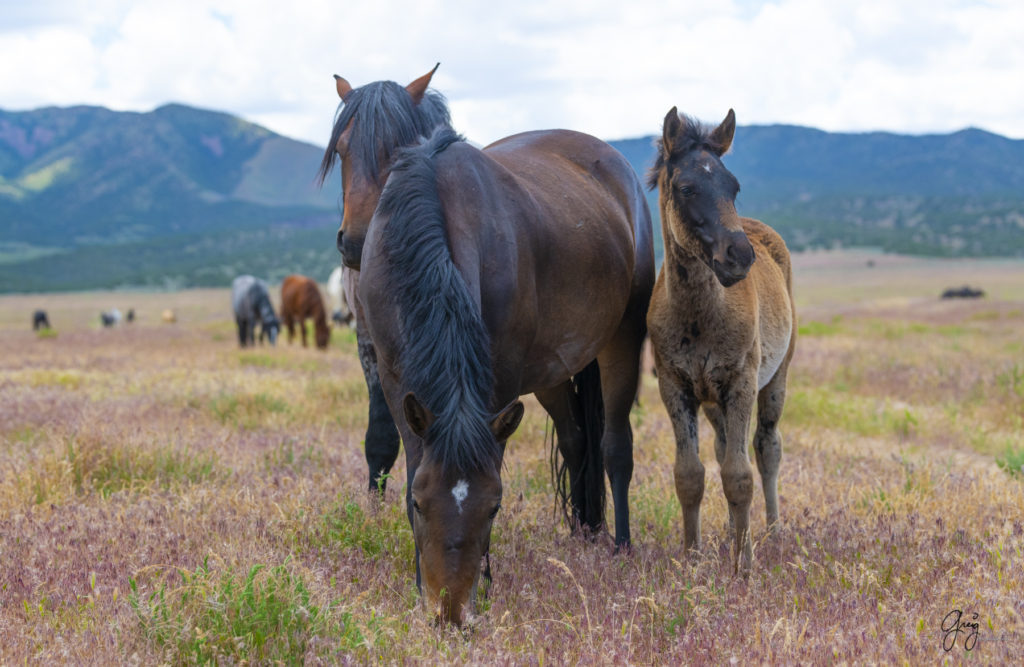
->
xmin=647 ymin=112 xmax=728 ymax=190
xmin=375 ymin=127 xmax=499 ymax=473
xmin=317 ymin=80 xmax=452 ymax=187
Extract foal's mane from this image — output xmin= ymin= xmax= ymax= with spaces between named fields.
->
xmin=376 ymin=128 xmax=499 ymax=473
xmin=317 ymin=80 xmax=452 ymax=187
xmin=647 ymin=112 xmax=729 ymax=191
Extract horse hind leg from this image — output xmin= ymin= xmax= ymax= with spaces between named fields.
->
xmin=754 ymin=364 xmax=789 ymax=533
xmin=535 ymin=382 xmax=593 ymax=536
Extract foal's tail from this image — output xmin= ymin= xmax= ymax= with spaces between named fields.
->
xmin=553 ymin=359 xmax=606 ymax=535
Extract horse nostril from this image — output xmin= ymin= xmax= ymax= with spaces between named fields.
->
xmin=336 ymin=229 xmax=344 ymax=254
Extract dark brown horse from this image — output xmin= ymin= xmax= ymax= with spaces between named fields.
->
xmin=318 ymin=66 xmax=452 ymax=494
xmin=280 ymin=274 xmax=330 ymax=350
xmin=647 ymin=108 xmax=796 ymax=576
xmin=357 ymin=127 xmax=654 ymax=625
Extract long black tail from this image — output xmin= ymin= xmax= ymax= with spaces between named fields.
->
xmin=552 ymin=359 xmax=606 ymax=535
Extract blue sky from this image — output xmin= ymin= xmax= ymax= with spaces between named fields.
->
xmin=2 ymin=0 xmax=1022 ymax=146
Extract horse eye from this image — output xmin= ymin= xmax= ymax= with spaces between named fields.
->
xmin=679 ymin=185 xmax=696 ymax=198
xmin=488 ymin=504 xmax=501 ymax=519
xmin=412 ymin=500 xmax=422 ymax=514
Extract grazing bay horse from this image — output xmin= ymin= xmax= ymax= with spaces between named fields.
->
xmin=358 ymin=127 xmax=654 ymax=625
xmin=647 ymin=108 xmax=795 ymax=576
xmin=281 ymin=274 xmax=331 ymax=349
xmin=232 ymin=275 xmax=280 ymax=347
xmin=318 ymin=66 xmax=453 ymax=494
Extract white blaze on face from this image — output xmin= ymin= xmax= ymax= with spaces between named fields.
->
xmin=451 ymin=479 xmax=469 ymax=514
xmin=703 ymin=162 xmax=712 ymax=173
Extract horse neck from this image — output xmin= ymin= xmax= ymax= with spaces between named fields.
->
xmin=661 ymin=216 xmax=724 ymax=307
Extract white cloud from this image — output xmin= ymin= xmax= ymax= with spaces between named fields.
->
xmin=1 ymin=0 xmax=1022 ymax=146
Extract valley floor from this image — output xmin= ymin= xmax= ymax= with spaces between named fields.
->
xmin=1 ymin=251 xmax=1022 ymax=662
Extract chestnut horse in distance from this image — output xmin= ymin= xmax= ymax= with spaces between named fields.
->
xmin=281 ymin=274 xmax=331 ymax=350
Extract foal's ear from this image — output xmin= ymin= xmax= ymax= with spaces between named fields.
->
xmin=403 ymin=393 xmax=435 ymax=439
xmin=662 ymin=106 xmax=682 ymax=155
xmin=406 ymin=63 xmax=440 ymax=104
xmin=334 ymin=74 xmax=353 ymax=100
xmin=710 ymin=108 xmax=736 ymax=156
xmin=490 ymin=400 xmax=524 ymax=443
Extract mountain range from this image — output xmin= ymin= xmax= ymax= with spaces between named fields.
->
xmin=1 ymin=103 xmax=1022 ymax=293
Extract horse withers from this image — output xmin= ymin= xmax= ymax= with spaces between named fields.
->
xmin=358 ymin=127 xmax=654 ymax=625
xmin=647 ymin=108 xmax=796 ymax=576
xmin=281 ymin=274 xmax=331 ymax=350
xmin=231 ymin=275 xmax=280 ymax=346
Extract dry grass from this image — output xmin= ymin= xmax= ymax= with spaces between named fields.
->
xmin=1 ymin=252 xmax=1023 ymax=663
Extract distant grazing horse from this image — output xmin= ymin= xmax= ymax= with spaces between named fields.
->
xmin=232 ymin=275 xmax=280 ymax=346
xmin=32 ymin=310 xmax=51 ymax=330
xmin=326 ymin=266 xmax=354 ymax=327
xmin=162 ymin=309 xmax=176 ymax=324
xmin=100 ymin=309 xmax=122 ymax=327
xmin=281 ymin=274 xmax=331 ymax=350
xmin=356 ymin=126 xmax=654 ymax=625
xmin=126 ymin=308 xmax=135 ymax=323
xmin=647 ymin=108 xmax=796 ymax=576
xmin=318 ymin=65 xmax=452 ymax=494
xmin=941 ymin=285 xmax=985 ymax=299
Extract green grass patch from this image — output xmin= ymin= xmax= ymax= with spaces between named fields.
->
xmin=314 ymin=499 xmax=413 ymax=561
xmin=209 ymin=391 xmax=290 ymax=428
xmin=996 ymin=445 xmax=1024 ymax=479
xmin=785 ymin=389 xmax=919 ymax=440
xmin=64 ymin=438 xmax=220 ymax=499
xmin=798 ymin=315 xmax=844 ymax=337
xmin=35 ymin=327 xmax=58 ymax=339
xmin=128 ymin=558 xmax=367 ymax=664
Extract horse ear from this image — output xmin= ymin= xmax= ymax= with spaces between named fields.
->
xmin=489 ymin=400 xmax=524 ymax=443
xmin=662 ymin=106 xmax=682 ymax=156
xmin=403 ymin=393 xmax=435 ymax=439
xmin=710 ymin=108 xmax=736 ymax=156
xmin=334 ymin=74 xmax=353 ymax=101
xmin=406 ymin=63 xmax=440 ymax=104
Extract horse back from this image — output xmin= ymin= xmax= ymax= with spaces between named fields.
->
xmin=430 ymin=133 xmax=654 ymax=392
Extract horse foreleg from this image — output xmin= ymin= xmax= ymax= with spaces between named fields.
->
xmin=718 ymin=382 xmax=756 ymax=577
xmin=357 ymin=326 xmax=401 ymax=494
xmin=658 ymin=372 xmax=704 ymax=554
xmin=703 ymin=403 xmax=734 ymax=534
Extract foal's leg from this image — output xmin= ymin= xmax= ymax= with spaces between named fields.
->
xmin=754 ymin=364 xmax=789 ymax=533
xmin=719 ymin=378 xmax=757 ymax=576
xmin=535 ymin=383 xmax=591 ymax=532
xmin=657 ymin=370 xmax=704 ymax=553
xmin=703 ymin=403 xmax=734 ymax=533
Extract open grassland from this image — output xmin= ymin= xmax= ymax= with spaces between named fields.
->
xmin=1 ymin=252 xmax=1023 ymax=663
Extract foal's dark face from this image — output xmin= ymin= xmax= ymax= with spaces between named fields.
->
xmin=659 ymin=108 xmax=755 ymax=287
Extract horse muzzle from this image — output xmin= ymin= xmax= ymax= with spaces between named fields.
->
xmin=711 ymin=231 xmax=755 ymax=287
xmin=336 ymin=229 xmax=363 ymax=270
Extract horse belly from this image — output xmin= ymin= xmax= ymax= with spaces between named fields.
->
xmin=757 ymin=318 xmax=791 ymax=390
